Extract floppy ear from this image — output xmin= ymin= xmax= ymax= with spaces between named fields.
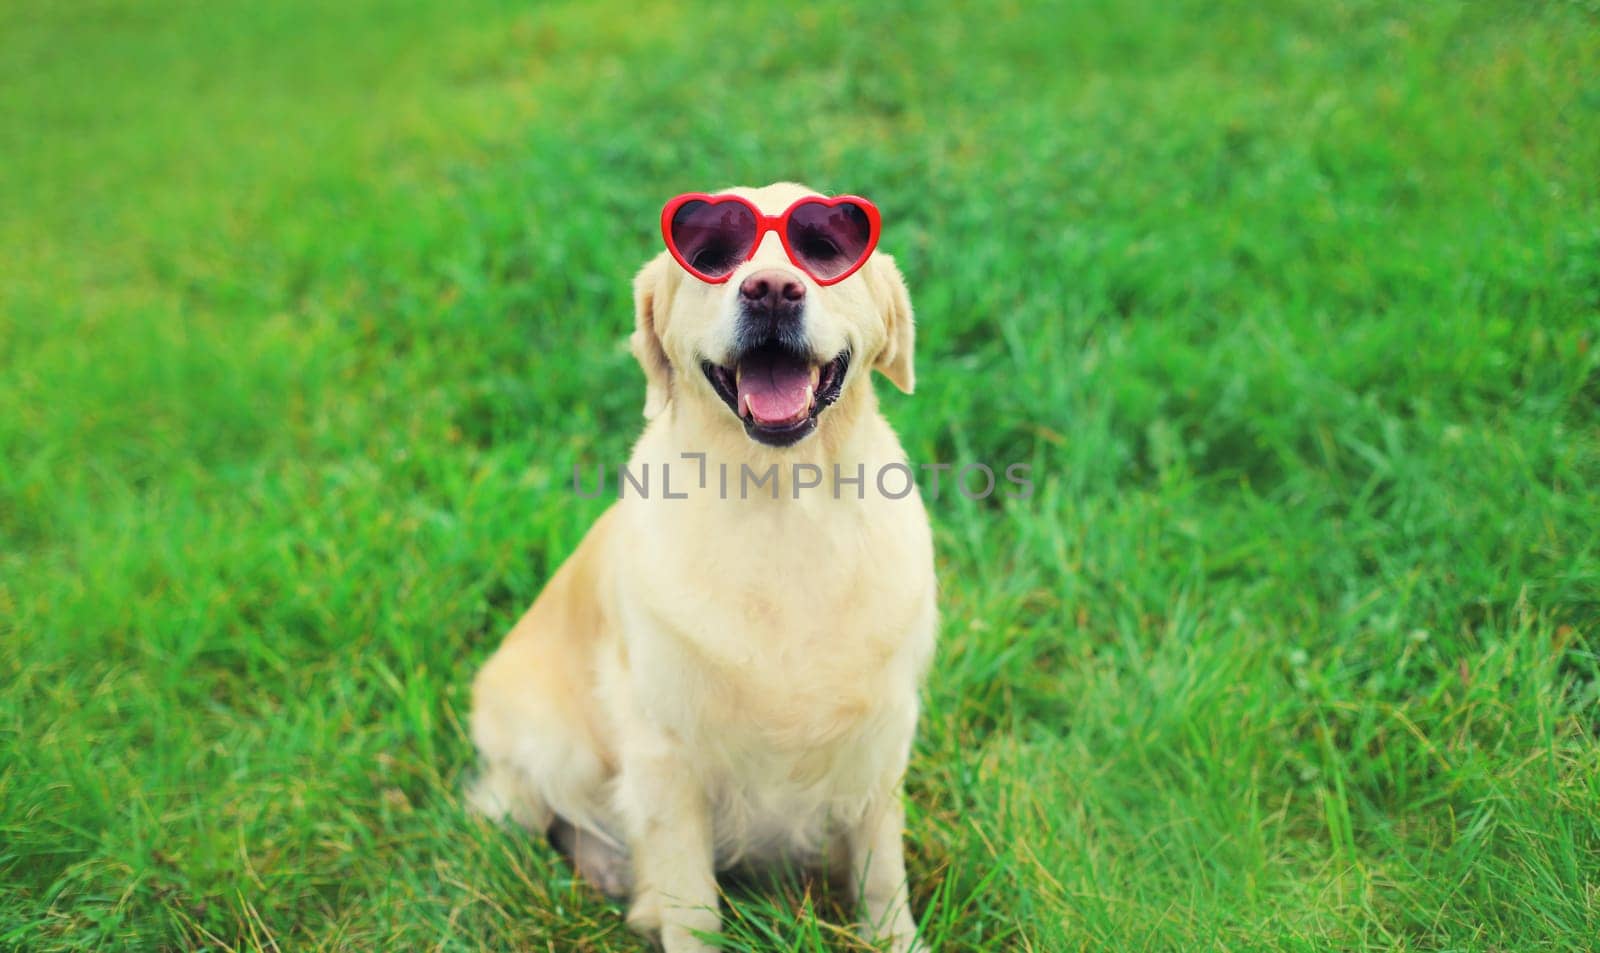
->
xmin=867 ymin=252 xmax=915 ymax=394
xmin=630 ymin=254 xmax=674 ymax=418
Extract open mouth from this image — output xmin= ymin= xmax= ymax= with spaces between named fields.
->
xmin=701 ymin=344 xmax=849 ymax=447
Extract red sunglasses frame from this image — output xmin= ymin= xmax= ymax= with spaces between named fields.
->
xmin=660 ymin=192 xmax=882 ymax=286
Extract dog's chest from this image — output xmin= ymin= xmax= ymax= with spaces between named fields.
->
xmin=625 ymin=495 xmax=931 ymax=738
xmin=702 ymin=707 xmax=906 ymax=865
xmin=611 ymin=452 xmax=936 ymax=861
xmin=618 ymin=545 xmax=927 ymax=864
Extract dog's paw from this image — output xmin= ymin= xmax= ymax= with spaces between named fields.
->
xmin=625 ymin=893 xmax=662 ymax=935
xmin=550 ymin=819 xmax=633 ymax=898
xmin=574 ymin=839 xmax=632 ymax=898
xmin=660 ymin=922 xmax=721 ymax=953
xmin=628 ymin=898 xmax=722 ymax=952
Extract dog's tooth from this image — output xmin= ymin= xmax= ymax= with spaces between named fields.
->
xmin=804 ymin=384 xmax=815 ymax=406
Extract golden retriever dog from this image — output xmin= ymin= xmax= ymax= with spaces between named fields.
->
xmin=469 ymin=182 xmax=935 ymax=952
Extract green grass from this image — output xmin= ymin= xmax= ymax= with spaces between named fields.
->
xmin=3 ymin=0 xmax=1598 ymax=949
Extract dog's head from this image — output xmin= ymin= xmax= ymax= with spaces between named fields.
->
xmin=630 ymin=182 xmax=914 ymax=448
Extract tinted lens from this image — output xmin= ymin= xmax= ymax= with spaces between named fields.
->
xmin=669 ymin=200 xmax=757 ymax=278
xmin=784 ymin=200 xmax=874 ymax=280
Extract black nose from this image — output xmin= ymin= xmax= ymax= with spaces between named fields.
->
xmin=735 ymin=269 xmax=808 ymax=352
xmin=739 ymin=269 xmax=806 ymax=310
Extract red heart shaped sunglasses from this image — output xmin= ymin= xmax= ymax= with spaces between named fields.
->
xmin=660 ymin=193 xmax=881 ymax=286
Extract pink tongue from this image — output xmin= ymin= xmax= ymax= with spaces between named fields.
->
xmin=737 ymin=353 xmax=813 ymax=426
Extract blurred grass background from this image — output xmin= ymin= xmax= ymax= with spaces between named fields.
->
xmin=2 ymin=0 xmax=1598 ymax=949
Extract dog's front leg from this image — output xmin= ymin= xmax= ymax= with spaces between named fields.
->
xmin=847 ymin=786 xmax=927 ymax=953
xmin=618 ymin=734 xmax=719 ymax=952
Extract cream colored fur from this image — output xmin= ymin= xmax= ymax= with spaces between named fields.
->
xmin=469 ymin=182 xmax=935 ymax=952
